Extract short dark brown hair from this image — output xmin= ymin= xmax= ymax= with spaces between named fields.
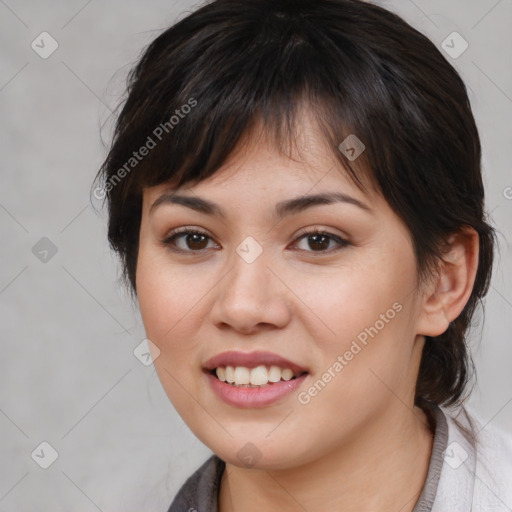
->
xmin=95 ymin=0 xmax=495 ymax=409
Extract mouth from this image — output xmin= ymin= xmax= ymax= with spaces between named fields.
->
xmin=204 ymin=362 xmax=309 ymax=408
xmin=206 ymin=365 xmax=308 ymax=388
xmin=203 ymin=350 xmax=309 ymax=389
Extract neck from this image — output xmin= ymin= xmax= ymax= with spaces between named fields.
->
xmin=218 ymin=404 xmax=434 ymax=512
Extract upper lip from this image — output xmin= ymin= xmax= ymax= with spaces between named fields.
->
xmin=203 ymin=350 xmax=308 ymax=374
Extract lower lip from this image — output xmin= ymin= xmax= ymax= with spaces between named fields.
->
xmin=205 ymin=371 xmax=308 ymax=408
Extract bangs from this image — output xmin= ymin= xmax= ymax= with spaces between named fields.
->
xmin=105 ymin=5 xmax=398 ymax=198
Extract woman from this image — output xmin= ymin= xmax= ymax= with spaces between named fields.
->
xmin=96 ymin=0 xmax=512 ymax=510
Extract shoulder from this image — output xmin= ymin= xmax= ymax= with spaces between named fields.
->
xmin=167 ymin=454 xmax=225 ymax=512
xmin=433 ymin=405 xmax=512 ymax=511
xmin=471 ymin=414 xmax=512 ymax=508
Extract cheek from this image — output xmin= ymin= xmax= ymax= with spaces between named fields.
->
xmin=295 ymin=246 xmax=419 ymax=401
xmin=136 ymin=247 xmax=210 ymax=419
xmin=295 ymin=248 xmax=416 ymax=349
xmin=136 ymin=244 xmax=201 ymax=358
xmin=290 ymin=287 xmax=418 ymax=451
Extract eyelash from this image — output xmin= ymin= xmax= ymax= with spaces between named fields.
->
xmin=161 ymin=227 xmax=351 ymax=255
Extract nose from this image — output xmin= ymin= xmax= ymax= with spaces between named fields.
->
xmin=208 ymin=247 xmax=292 ymax=335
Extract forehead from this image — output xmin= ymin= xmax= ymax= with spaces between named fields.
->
xmin=142 ymin=115 xmax=378 ymax=209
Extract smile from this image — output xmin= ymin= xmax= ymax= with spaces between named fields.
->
xmin=212 ymin=365 xmax=305 ymax=387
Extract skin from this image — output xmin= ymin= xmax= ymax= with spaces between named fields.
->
xmin=136 ymin=115 xmax=479 ymax=512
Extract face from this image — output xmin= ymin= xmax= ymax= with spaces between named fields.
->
xmin=136 ymin=121 xmax=428 ymax=470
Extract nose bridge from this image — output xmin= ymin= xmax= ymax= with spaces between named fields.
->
xmin=224 ymin=240 xmax=274 ymax=305
xmin=210 ymin=239 xmax=290 ymax=332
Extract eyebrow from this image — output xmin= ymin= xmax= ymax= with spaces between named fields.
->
xmin=149 ymin=191 xmax=372 ymax=218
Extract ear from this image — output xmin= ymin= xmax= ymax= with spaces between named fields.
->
xmin=416 ymin=227 xmax=480 ymax=337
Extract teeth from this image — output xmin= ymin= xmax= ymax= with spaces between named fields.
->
xmin=234 ymin=366 xmax=250 ymax=385
xmin=268 ymin=365 xmax=282 ymax=382
xmin=216 ymin=366 xmax=226 ymax=382
xmin=215 ymin=365 xmax=302 ymax=386
xmin=225 ymin=366 xmax=235 ymax=383
xmin=250 ymin=365 xmax=269 ymax=386
xmin=281 ymin=368 xmax=294 ymax=381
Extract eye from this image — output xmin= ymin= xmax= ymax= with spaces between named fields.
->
xmin=291 ymin=228 xmax=351 ymax=254
xmin=161 ymin=227 xmax=351 ymax=255
xmin=161 ymin=227 xmax=218 ymax=253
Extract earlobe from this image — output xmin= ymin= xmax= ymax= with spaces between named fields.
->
xmin=416 ymin=228 xmax=480 ymax=337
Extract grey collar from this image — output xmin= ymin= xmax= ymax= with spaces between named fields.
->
xmin=168 ymin=403 xmax=449 ymax=512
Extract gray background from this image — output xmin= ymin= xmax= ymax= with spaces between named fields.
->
xmin=1 ymin=1 xmax=511 ymax=510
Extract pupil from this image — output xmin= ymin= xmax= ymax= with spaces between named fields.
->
xmin=309 ymin=234 xmax=329 ymax=251
xmin=188 ymin=233 xmax=207 ymax=250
